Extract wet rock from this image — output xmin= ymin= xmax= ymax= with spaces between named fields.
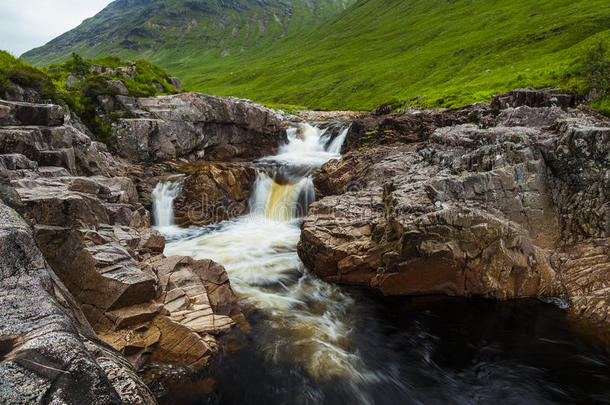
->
xmin=174 ymin=161 xmax=256 ymax=226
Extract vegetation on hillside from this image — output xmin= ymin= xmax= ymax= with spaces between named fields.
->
xmin=0 ymin=51 xmax=180 ymax=142
xmin=0 ymin=50 xmax=57 ymax=100
xmin=21 ymin=0 xmax=610 ymax=114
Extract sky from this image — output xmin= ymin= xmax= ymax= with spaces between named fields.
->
xmin=0 ymin=0 xmax=114 ymax=57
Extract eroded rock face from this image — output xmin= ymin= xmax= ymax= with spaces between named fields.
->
xmin=0 ymin=201 xmax=155 ymax=405
xmin=112 ymin=93 xmax=289 ymax=162
xmin=299 ymin=96 xmax=609 ymax=323
xmin=173 ymin=161 xmax=256 ymax=226
xmin=0 ymin=98 xmax=247 ymax=399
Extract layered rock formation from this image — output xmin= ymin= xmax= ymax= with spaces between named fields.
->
xmin=0 ymin=201 xmax=155 ymax=405
xmin=110 ymin=93 xmax=290 ymax=162
xmin=299 ymin=90 xmax=609 ymax=323
xmin=0 ymin=97 xmax=250 ymax=403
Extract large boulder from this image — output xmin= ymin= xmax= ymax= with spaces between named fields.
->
xmin=173 ymin=161 xmax=256 ymax=226
xmin=299 ymin=99 xmax=610 ymax=323
xmin=112 ymin=93 xmax=289 ymax=162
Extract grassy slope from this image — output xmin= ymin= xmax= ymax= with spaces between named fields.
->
xmin=180 ymin=0 xmax=610 ymax=111
xmin=0 ymin=51 xmax=179 ymax=141
xmin=21 ymin=0 xmax=610 ymax=112
xmin=23 ymin=0 xmax=353 ymax=66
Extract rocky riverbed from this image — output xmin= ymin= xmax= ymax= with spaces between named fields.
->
xmin=0 ymin=87 xmax=608 ymax=404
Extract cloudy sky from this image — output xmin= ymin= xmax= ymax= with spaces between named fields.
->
xmin=0 ymin=0 xmax=114 ymax=57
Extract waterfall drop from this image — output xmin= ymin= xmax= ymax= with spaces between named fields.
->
xmin=152 ymin=180 xmax=181 ymax=229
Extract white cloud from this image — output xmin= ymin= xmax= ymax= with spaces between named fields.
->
xmin=0 ymin=0 xmax=114 ymax=57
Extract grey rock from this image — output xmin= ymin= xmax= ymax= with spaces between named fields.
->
xmin=0 ymin=201 xmax=156 ymax=405
xmin=112 ymin=93 xmax=286 ymax=162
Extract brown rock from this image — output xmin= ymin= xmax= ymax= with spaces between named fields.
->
xmin=174 ymin=161 xmax=256 ymax=226
xmin=0 ymin=201 xmax=155 ymax=405
xmin=299 ymin=101 xmax=609 ymax=322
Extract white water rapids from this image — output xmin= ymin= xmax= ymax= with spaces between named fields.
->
xmin=152 ymin=124 xmax=379 ymax=389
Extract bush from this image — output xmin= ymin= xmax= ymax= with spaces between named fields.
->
xmin=70 ymin=53 xmax=91 ymax=78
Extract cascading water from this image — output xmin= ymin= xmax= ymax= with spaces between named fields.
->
xmin=161 ymin=123 xmax=374 ymax=386
xmin=152 ymin=180 xmax=181 ymax=228
xmin=153 ymin=123 xmax=610 ymax=405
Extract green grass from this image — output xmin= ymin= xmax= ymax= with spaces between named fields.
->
xmin=19 ymin=0 xmax=610 ymax=113
xmin=178 ymin=0 xmax=610 ymax=112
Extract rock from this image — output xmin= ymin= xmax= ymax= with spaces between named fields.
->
xmin=491 ymin=88 xmax=581 ymax=110
xmin=34 ymin=225 xmax=158 ymax=327
xmin=98 ymin=255 xmax=246 ymax=370
xmin=0 ymin=100 xmax=64 ymax=126
xmin=112 ymin=93 xmax=287 ymax=162
xmin=173 ymin=161 xmax=256 ymax=226
xmin=65 ymin=73 xmax=83 ymax=89
xmin=299 ymin=100 xmax=610 ymax=322
xmin=342 ymin=103 xmax=494 ymax=152
xmin=106 ymin=80 xmax=130 ymax=96
xmin=0 ymin=201 xmax=155 ymax=405
xmin=0 ymin=105 xmax=129 ymax=177
xmin=153 ymin=82 xmax=164 ymax=93
xmin=551 ymin=239 xmax=609 ymax=323
xmin=1 ymin=82 xmax=42 ymax=103
xmin=167 ymin=77 xmax=182 ymax=90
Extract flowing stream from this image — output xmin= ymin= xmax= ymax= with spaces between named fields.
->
xmin=152 ymin=123 xmax=610 ymax=405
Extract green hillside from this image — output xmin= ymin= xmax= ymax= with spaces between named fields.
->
xmin=21 ymin=0 xmax=610 ymax=112
xmin=23 ymin=0 xmax=352 ymax=66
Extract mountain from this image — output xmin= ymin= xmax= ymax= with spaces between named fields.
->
xmin=22 ymin=0 xmax=352 ymax=65
xmin=22 ymin=0 xmax=610 ymax=111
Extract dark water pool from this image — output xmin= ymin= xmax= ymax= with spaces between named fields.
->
xmin=206 ymin=293 xmax=610 ymax=405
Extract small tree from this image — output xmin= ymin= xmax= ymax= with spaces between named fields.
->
xmin=70 ymin=52 xmax=90 ymax=78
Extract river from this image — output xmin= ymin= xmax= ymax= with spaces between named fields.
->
xmin=152 ymin=123 xmax=610 ymax=405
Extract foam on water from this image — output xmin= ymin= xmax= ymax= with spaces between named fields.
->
xmin=157 ymin=122 xmax=370 ymax=383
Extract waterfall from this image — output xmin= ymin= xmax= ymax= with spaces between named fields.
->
xmin=251 ymin=122 xmax=348 ymax=221
xmin=152 ymin=180 xmax=181 ymax=228
xmin=327 ymin=125 xmax=349 ymax=154
xmin=162 ymin=121 xmax=376 ymax=394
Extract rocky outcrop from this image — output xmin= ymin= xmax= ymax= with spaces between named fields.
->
xmin=0 ymin=201 xmax=155 ymax=405
xmin=173 ymin=161 xmax=256 ymax=226
xmin=299 ymin=94 xmax=609 ymax=323
xmin=341 ymin=102 xmax=495 ymax=152
xmin=0 ymin=97 xmax=247 ymax=400
xmin=490 ymin=88 xmax=581 ymax=110
xmin=111 ymin=93 xmax=290 ymax=162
